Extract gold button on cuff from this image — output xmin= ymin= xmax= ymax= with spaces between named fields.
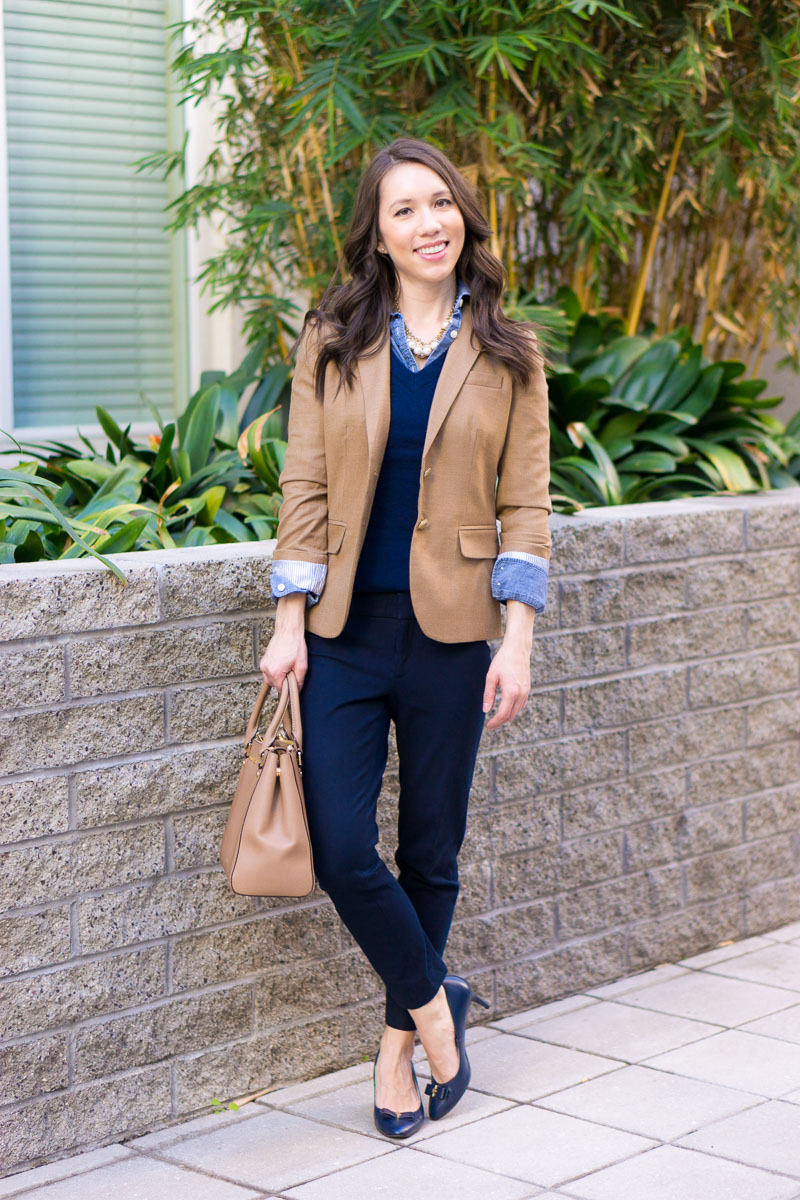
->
xmin=423 ymin=467 xmax=431 ymax=477
xmin=417 ymin=518 xmax=429 ymax=530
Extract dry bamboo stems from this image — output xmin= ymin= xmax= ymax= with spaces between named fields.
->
xmin=486 ymin=65 xmax=500 ymax=260
xmin=279 ymin=146 xmax=316 ymax=280
xmin=278 ymin=16 xmax=343 ymax=261
xmin=626 ymin=128 xmax=685 ymax=336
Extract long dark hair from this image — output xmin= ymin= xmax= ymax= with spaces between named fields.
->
xmin=302 ymin=138 xmax=548 ymax=398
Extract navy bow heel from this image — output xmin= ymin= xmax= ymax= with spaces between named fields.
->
xmin=373 ymin=1052 xmax=424 ymax=1139
xmin=425 ymin=974 xmax=490 ymax=1121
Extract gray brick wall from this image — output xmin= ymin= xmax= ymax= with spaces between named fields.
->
xmin=2 ymin=493 xmax=799 ymax=1175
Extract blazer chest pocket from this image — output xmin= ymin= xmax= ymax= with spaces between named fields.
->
xmin=466 ymin=370 xmax=503 ymax=390
xmin=327 ymin=521 xmax=347 ymax=554
xmin=459 ymin=525 xmax=499 ymax=559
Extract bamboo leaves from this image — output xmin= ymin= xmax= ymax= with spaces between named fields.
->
xmin=150 ymin=1 xmax=800 ymax=374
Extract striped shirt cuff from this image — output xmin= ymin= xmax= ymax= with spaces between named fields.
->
xmin=271 ymin=559 xmax=327 ymax=608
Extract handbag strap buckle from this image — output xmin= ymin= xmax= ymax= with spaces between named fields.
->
xmin=244 ymin=727 xmax=302 ymax=769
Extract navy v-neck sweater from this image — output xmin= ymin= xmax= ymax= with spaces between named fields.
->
xmin=353 ymin=349 xmax=448 ymax=593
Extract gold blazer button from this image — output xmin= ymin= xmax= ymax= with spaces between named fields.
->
xmin=417 ymin=518 xmax=429 ymax=530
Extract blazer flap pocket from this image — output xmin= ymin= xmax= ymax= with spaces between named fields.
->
xmin=327 ymin=521 xmax=347 ymax=554
xmin=459 ymin=525 xmax=499 ymax=559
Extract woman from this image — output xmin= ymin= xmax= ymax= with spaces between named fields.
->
xmin=260 ymin=138 xmax=552 ymax=1138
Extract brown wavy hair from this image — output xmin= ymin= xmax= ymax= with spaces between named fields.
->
xmin=302 ymin=138 xmax=549 ymax=398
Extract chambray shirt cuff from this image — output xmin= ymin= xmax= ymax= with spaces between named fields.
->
xmin=491 ymin=553 xmax=550 ymax=614
xmin=270 ymin=560 xmax=327 ymax=608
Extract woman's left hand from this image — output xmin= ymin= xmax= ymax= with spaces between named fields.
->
xmin=482 ymin=600 xmax=535 ymax=730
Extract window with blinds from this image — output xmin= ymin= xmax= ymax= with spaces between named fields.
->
xmin=3 ymin=0 xmax=186 ymax=431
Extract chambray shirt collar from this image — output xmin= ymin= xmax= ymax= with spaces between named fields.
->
xmin=389 ymin=278 xmax=471 ymax=373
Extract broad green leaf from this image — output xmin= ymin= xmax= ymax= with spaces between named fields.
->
xmin=630 ymin=431 xmax=690 ymax=455
xmin=649 ymin=342 xmax=703 ymax=410
xmin=5 ymin=522 xmax=43 ymax=554
xmin=65 ymin=459 xmax=116 ymax=485
xmin=151 ymin=424 xmax=176 ymax=477
xmin=93 ymin=516 xmax=150 ymax=553
xmin=580 ymin=335 xmax=650 ymax=386
xmin=215 ymin=385 xmax=241 ymax=449
xmin=182 ymin=388 xmax=219 ymax=474
xmin=685 ymin=438 xmax=756 ymax=492
xmin=198 ymin=485 xmax=226 ymax=525
xmin=617 ymin=450 xmax=677 ymax=473
xmin=602 ymin=437 xmax=635 ymax=459
xmin=240 ymin=363 xmax=291 ymax=431
xmin=95 ymin=406 xmax=127 ymax=453
xmin=0 ymin=504 xmax=66 ymax=525
xmin=617 ymin=340 xmax=681 ymax=409
xmin=567 ymin=421 xmax=623 ymax=503
xmin=93 ymin=458 xmax=148 ymax=500
xmin=213 ymin=508 xmax=255 ymax=540
xmin=183 ymin=525 xmax=215 ymax=546
xmin=599 ymin=411 xmax=644 ymax=442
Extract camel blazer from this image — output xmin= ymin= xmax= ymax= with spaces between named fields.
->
xmin=273 ymin=306 xmax=552 ymax=643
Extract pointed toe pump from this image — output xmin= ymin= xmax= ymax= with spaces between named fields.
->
xmin=425 ymin=974 xmax=490 ymax=1121
xmin=373 ymin=1052 xmax=424 ymax=1139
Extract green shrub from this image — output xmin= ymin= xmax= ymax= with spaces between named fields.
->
xmin=2 ymin=299 xmax=798 ymax=575
xmin=0 ymin=340 xmax=289 ymax=580
xmin=546 ymin=290 xmax=800 ymax=512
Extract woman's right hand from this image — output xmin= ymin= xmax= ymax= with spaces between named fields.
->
xmin=259 ymin=593 xmax=309 ymax=689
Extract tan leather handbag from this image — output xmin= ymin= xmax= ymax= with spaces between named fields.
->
xmin=220 ymin=671 xmax=314 ymax=897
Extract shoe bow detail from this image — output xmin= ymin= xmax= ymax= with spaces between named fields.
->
xmin=377 ymin=1105 xmax=424 ymax=1120
xmin=425 ymin=1081 xmax=451 ymax=1101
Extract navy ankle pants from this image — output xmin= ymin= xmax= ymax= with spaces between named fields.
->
xmin=299 ymin=590 xmax=490 ymax=1031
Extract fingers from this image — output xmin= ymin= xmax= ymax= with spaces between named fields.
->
xmin=259 ymin=632 xmax=307 ymax=690
xmin=482 ymin=667 xmax=499 ymax=715
xmin=260 ymin=666 xmax=283 ymax=689
xmin=258 ymin=657 xmax=292 ymax=690
xmin=485 ymin=682 xmax=529 ymax=730
xmin=292 ymin=649 xmax=308 ymax=690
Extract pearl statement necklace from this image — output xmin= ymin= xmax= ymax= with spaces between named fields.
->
xmin=402 ymin=293 xmax=459 ymax=359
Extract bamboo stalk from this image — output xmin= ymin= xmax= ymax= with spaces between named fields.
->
xmin=293 ymin=143 xmax=318 ymax=226
xmin=279 ymin=16 xmax=343 ymax=260
xmin=626 ymin=128 xmax=685 ymax=336
xmin=696 ymin=202 xmax=717 ymax=348
xmin=505 ymin=194 xmax=517 ymax=287
xmin=752 ymin=308 xmax=772 ymax=376
xmin=699 ymin=225 xmax=720 ymax=345
xmin=280 ymin=146 xmax=316 ymax=280
xmin=658 ymin=220 xmax=681 ymax=334
xmin=487 ymin=64 xmax=500 ymax=259
xmin=571 ymin=244 xmax=595 ymax=311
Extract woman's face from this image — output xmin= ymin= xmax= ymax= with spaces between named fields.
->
xmin=376 ymin=161 xmax=466 ymax=292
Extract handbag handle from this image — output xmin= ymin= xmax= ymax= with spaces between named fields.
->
xmin=245 ymin=670 xmax=303 ymax=751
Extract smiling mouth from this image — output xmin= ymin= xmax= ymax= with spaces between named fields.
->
xmin=414 ymin=241 xmax=448 ymax=257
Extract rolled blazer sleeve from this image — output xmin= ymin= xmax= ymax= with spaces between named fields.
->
xmin=273 ymin=325 xmax=329 ymax=568
xmin=494 ymin=336 xmax=553 ymax=562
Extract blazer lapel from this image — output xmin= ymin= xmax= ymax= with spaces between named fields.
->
xmin=354 ymin=305 xmax=481 ymax=470
xmin=356 ymin=336 xmax=391 ymax=470
xmin=422 ymin=305 xmax=481 ymax=460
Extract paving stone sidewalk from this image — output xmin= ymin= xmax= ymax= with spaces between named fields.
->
xmin=9 ymin=920 xmax=800 ymax=1199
